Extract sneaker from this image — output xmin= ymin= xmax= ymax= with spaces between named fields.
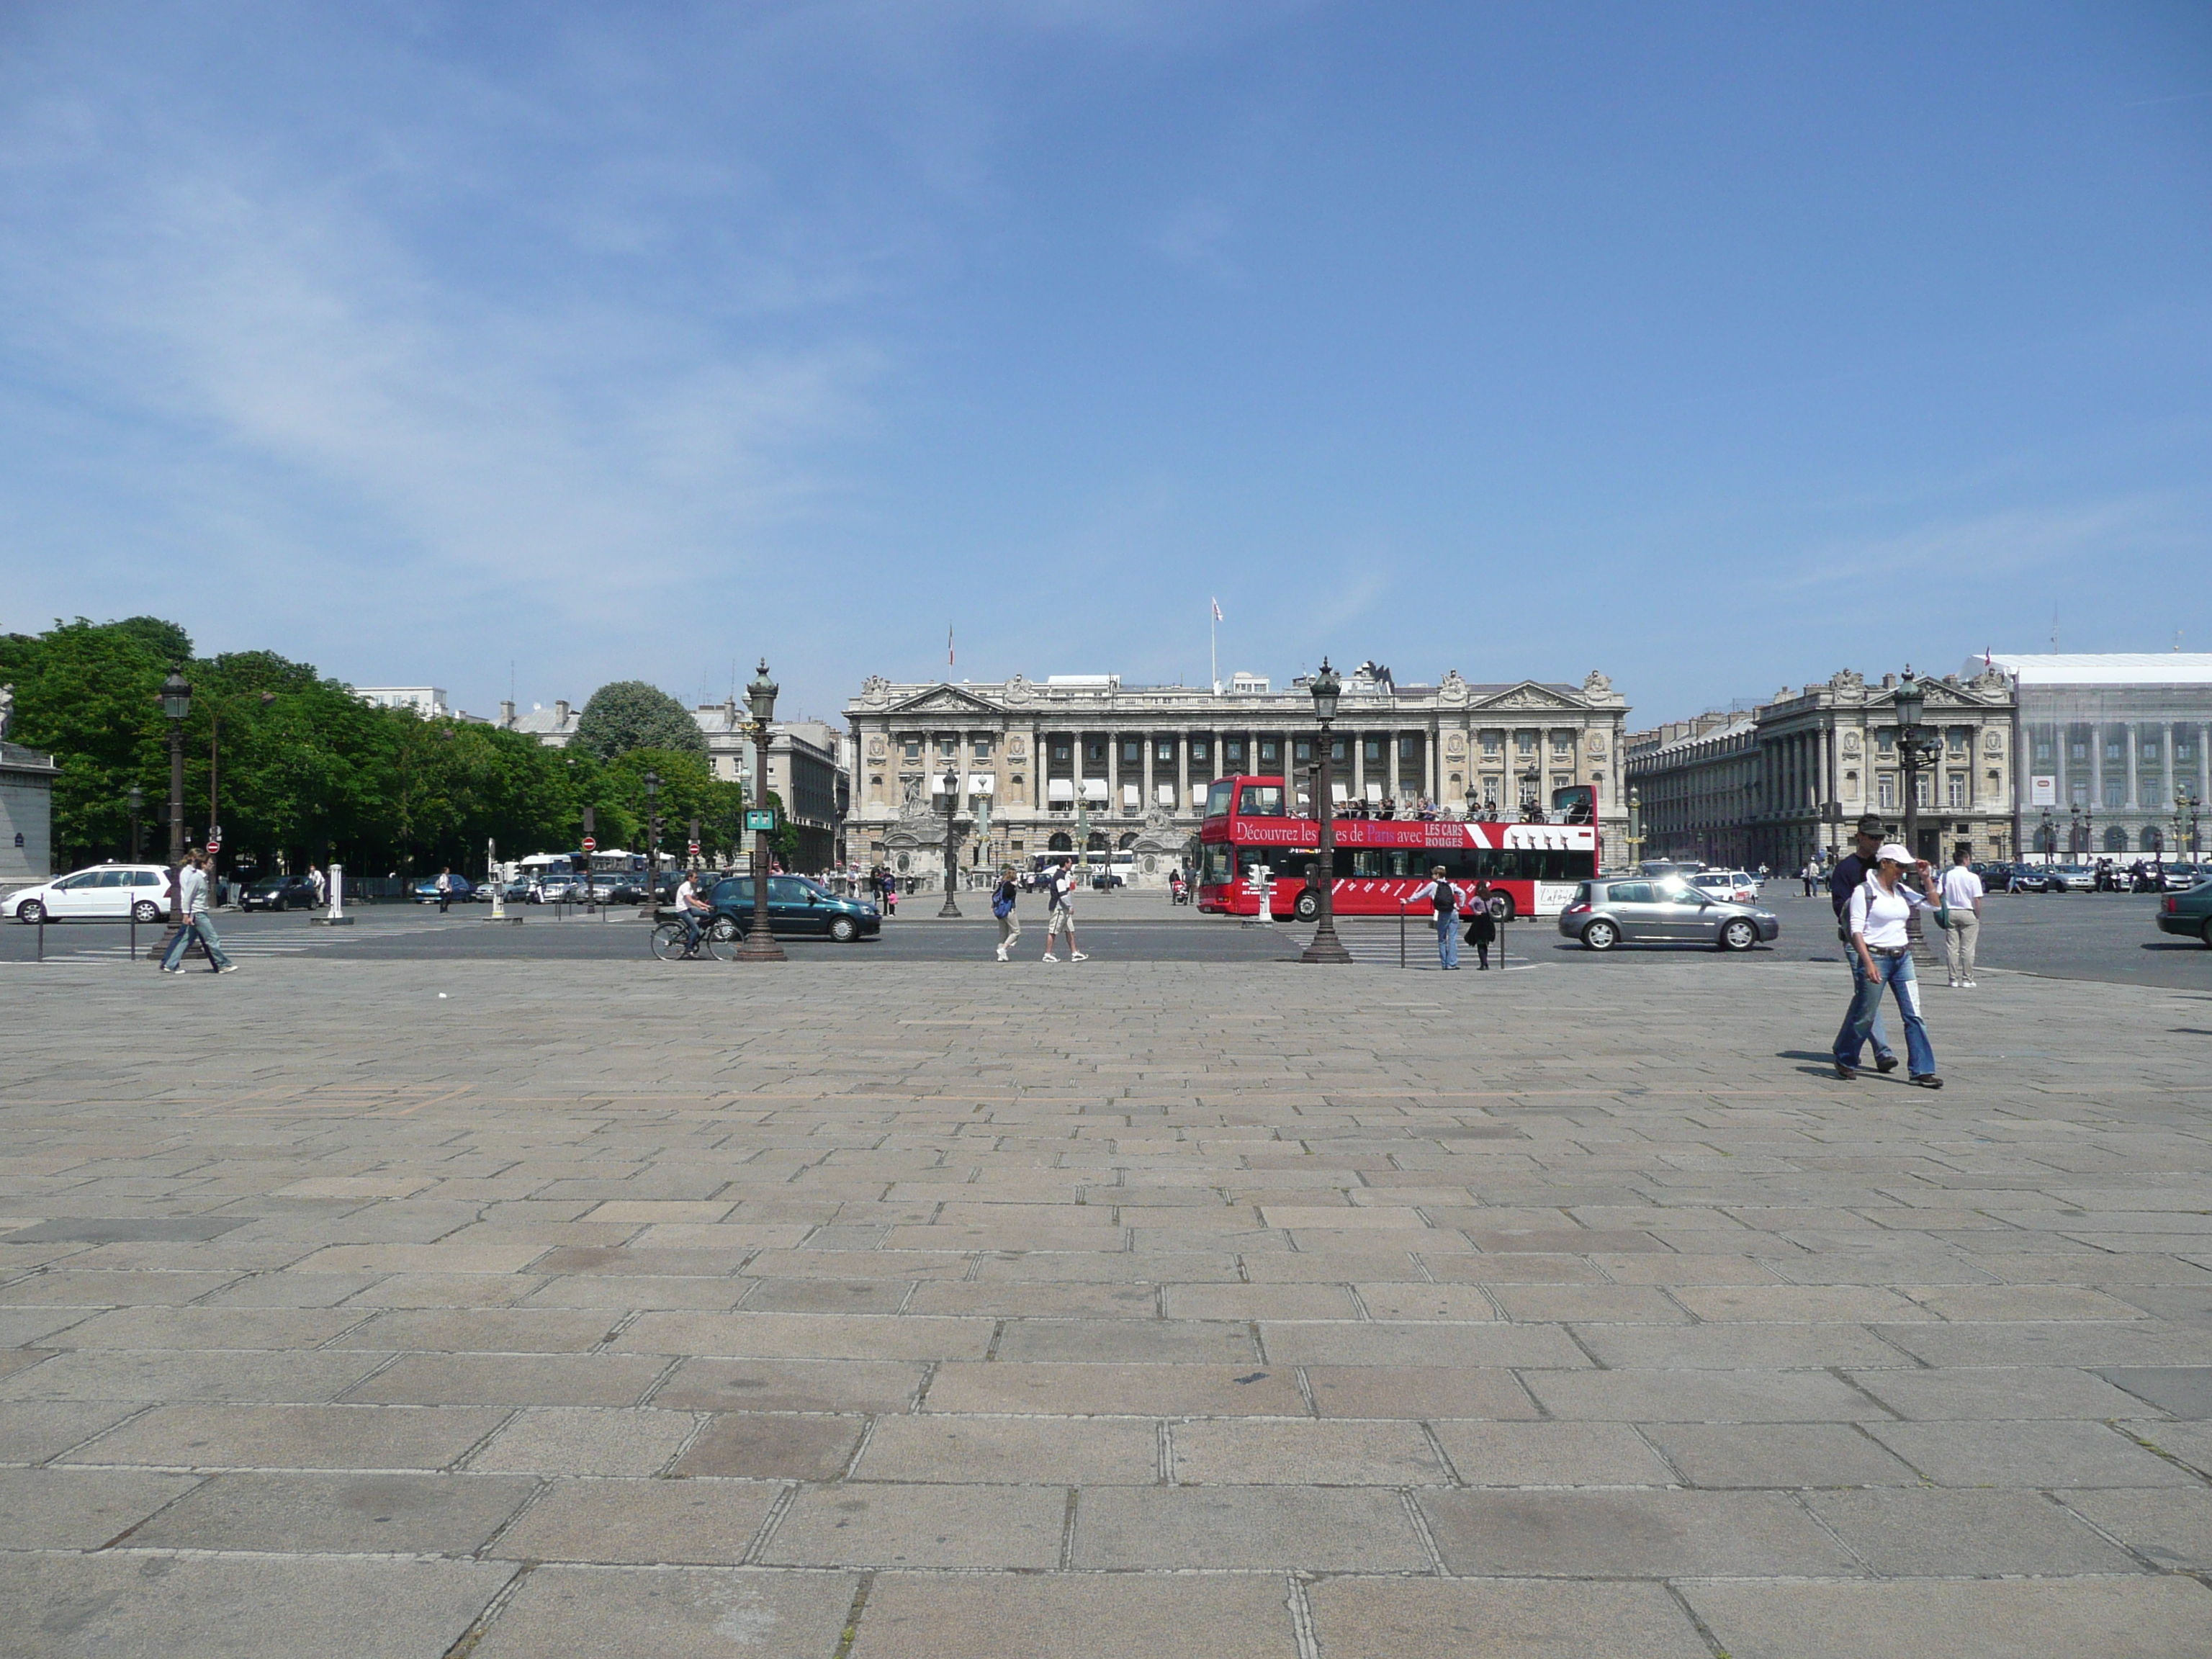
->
xmin=1948 ymin=979 xmax=1961 ymax=988
xmin=1041 ymin=953 xmax=1058 ymax=963
xmin=1961 ymin=979 xmax=1977 ymax=988
xmin=1070 ymin=952 xmax=1089 ymax=962
xmin=1874 ymin=1055 xmax=1900 ymax=1074
xmin=994 ymin=948 xmax=1007 ymax=962
xmin=218 ymin=965 xmax=238 ymax=974
xmin=1833 ymin=1061 xmax=1858 ymax=1080
xmin=1910 ymin=1074 xmax=1944 ymax=1089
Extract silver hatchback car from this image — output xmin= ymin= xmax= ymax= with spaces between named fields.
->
xmin=1557 ymin=878 xmax=1780 ymax=952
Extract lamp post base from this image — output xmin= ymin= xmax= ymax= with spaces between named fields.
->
xmin=1300 ymin=920 xmax=1354 ymax=964
xmin=734 ymin=933 xmax=786 ymax=962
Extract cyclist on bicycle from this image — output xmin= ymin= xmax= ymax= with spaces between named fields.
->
xmin=673 ymin=870 xmax=711 ymax=958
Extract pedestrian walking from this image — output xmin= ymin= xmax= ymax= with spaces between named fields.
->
xmin=1464 ymin=880 xmax=1498 ymax=969
xmin=1937 ymin=846 xmax=1984 ymax=988
xmin=1040 ymin=857 xmax=1087 ymax=962
xmin=307 ymin=865 xmax=326 ymax=907
xmin=436 ymin=867 xmax=454 ymax=914
xmin=1422 ymin=863 xmax=1468 ymax=969
xmin=1834 ymin=843 xmax=1943 ymax=1087
xmin=1829 ymin=815 xmax=1899 ymax=1075
xmin=1802 ymin=858 xmax=1819 ymax=897
xmin=991 ymin=866 xmax=1021 ymax=961
xmin=884 ymin=876 xmax=897 ymax=917
xmin=158 ymin=851 xmax=236 ymax=974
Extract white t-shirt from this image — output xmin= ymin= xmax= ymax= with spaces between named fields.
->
xmin=1848 ymin=878 xmax=1931 ymax=949
xmin=674 ymin=878 xmax=696 ymax=912
xmin=1936 ymin=866 xmax=1984 ymax=911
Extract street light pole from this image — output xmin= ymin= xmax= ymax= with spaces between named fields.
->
xmin=644 ymin=771 xmax=661 ymax=904
xmin=128 ymin=785 xmax=143 ymax=863
xmin=159 ymin=667 xmax=192 ymax=923
xmin=1300 ymin=660 xmax=1352 ymax=965
xmin=1891 ymin=668 xmax=1940 ymax=962
xmin=938 ymin=765 xmax=962 ymax=917
xmin=735 ymin=660 xmax=786 ymax=962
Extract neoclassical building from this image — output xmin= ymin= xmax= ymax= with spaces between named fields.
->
xmin=843 ymin=665 xmax=1632 ymax=885
xmin=1627 ymin=664 xmax=2018 ymax=871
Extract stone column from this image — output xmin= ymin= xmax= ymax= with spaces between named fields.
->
xmin=2126 ymin=724 xmax=2139 ymax=812
xmin=1351 ymin=731 xmax=1365 ymax=806
xmin=1142 ymin=732 xmax=1156 ymax=815
xmin=1177 ymin=730 xmax=1192 ymax=813
xmin=1105 ymin=732 xmax=1120 ymax=824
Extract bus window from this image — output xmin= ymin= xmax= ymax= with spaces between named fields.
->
xmin=1205 ymin=779 xmax=1235 ymax=820
xmin=1238 ymin=784 xmax=1285 ymax=817
xmin=1352 ymin=850 xmax=1386 ymax=877
xmin=1202 ymin=844 xmax=1235 ymax=884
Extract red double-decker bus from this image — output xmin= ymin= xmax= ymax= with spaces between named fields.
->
xmin=1197 ymin=775 xmax=1599 ymax=922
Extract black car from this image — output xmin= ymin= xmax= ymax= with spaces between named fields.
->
xmin=707 ymin=875 xmax=880 ymax=943
xmin=241 ymin=874 xmax=320 ymax=912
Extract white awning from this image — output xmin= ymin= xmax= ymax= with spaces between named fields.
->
xmin=1121 ymin=783 xmax=1141 ymax=807
xmin=1364 ymin=782 xmax=1383 ymax=803
xmin=1080 ymin=778 xmax=1110 ymax=803
xmin=1331 ymin=783 xmax=1349 ymax=804
xmin=967 ymin=773 xmax=996 ymax=794
xmin=1047 ymin=779 xmax=1075 ymax=803
xmin=1154 ymin=783 xmax=1177 ymax=806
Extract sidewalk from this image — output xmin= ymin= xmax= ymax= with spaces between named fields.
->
xmin=1 ymin=956 xmax=2207 ymax=1656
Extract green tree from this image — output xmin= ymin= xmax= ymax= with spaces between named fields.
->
xmin=603 ymin=748 xmax=745 ymax=863
xmin=0 ymin=619 xmax=177 ymax=864
xmin=573 ymin=680 xmax=706 ymax=761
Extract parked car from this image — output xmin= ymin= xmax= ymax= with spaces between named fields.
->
xmin=410 ymin=876 xmax=476 ymax=904
xmin=9 ymin=863 xmax=172 ymax=925
xmin=1557 ymin=878 xmax=1779 ymax=952
xmin=240 ymin=874 xmax=320 ymax=912
xmin=2160 ymin=863 xmax=2208 ymax=891
xmin=706 ymin=874 xmax=880 ymax=943
xmin=2155 ymin=879 xmax=2212 ymax=945
xmin=2043 ymin=864 xmax=2096 ymax=892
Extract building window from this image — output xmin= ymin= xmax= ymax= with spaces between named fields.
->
xmin=1480 ymin=732 xmax=1501 ymax=756
xmin=1398 ymin=737 xmax=1419 ymax=761
xmin=2070 ymin=740 xmax=2086 ymax=762
xmin=902 ymin=739 xmax=921 ymax=760
xmin=1224 ymin=739 xmax=1244 ymax=765
xmin=1551 ymin=732 xmax=1572 ymax=756
xmin=1155 ymin=740 xmax=1174 ymax=763
xmin=1293 ymin=739 xmax=1312 ymax=765
xmin=1946 ymin=773 xmax=1964 ymax=808
xmin=1258 ymin=739 xmax=1279 ymax=766
xmin=938 ymin=737 xmax=957 ymax=759
xmin=1878 ymin=775 xmax=1897 ymax=811
xmin=1086 ymin=739 xmax=1106 ymax=766
xmin=2106 ymin=739 xmax=2123 ymax=763
xmin=1330 ymin=738 xmax=1348 ymax=764
xmin=2105 ymin=778 xmax=2126 ymax=809
xmin=1052 ymin=741 xmax=1072 ymax=765
xmin=1121 ymin=739 xmax=1141 ymax=765
xmin=972 ymin=737 xmax=993 ymax=760
xmin=1877 ymin=729 xmax=1895 ymax=755
xmin=1191 ymin=739 xmax=1210 ymax=763
xmin=1516 ymin=731 xmax=1535 ymax=755
xmin=2033 ymin=739 xmax=2053 ymax=763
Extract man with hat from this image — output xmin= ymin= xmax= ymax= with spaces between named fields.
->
xmin=1828 ymin=815 xmax=1899 ymax=1075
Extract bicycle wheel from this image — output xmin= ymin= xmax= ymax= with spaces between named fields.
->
xmin=705 ymin=917 xmax=742 ymax=962
xmin=650 ymin=922 xmax=687 ymax=961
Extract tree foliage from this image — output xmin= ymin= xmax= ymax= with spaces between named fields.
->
xmin=0 ymin=618 xmax=757 ymax=880
xmin=573 ymin=680 xmax=706 ymax=761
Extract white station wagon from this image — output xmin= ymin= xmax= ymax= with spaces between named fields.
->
xmin=11 ymin=864 xmax=174 ymax=924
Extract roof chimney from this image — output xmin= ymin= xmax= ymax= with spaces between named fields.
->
xmin=555 ymin=699 xmax=571 ymax=724
xmin=500 ymin=699 xmax=516 ymax=726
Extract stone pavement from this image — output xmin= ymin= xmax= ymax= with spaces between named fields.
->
xmin=1 ymin=953 xmax=2208 ymax=1657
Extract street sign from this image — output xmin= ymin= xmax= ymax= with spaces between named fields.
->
xmin=581 ymin=835 xmax=597 ymax=852
xmin=687 ymin=841 xmax=701 ymax=858
xmin=745 ymin=810 xmax=775 ymax=832
xmin=206 ymin=824 xmax=222 ymax=850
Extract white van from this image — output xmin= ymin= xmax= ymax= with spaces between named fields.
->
xmin=12 ymin=864 xmax=174 ymax=924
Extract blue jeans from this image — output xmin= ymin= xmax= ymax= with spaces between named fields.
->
xmin=160 ymin=914 xmax=233 ymax=972
xmin=1840 ymin=948 xmax=1893 ymax=1064
xmin=1835 ymin=948 xmax=1934 ymax=1076
xmin=1435 ymin=914 xmax=1460 ymax=968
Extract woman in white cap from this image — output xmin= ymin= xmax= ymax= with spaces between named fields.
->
xmin=1833 ymin=843 xmax=1942 ymax=1087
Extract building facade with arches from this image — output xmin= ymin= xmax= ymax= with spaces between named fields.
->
xmin=842 ymin=667 xmax=1632 ymax=886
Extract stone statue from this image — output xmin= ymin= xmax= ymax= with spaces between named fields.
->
xmin=1581 ymin=669 xmax=1612 ymax=698
xmin=0 ymin=683 xmax=12 ymax=741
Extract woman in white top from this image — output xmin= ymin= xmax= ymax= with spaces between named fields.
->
xmin=1833 ymin=842 xmax=1941 ymax=1087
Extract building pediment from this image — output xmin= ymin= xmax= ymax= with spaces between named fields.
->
xmin=880 ymin=684 xmax=1008 ymax=719
xmin=1470 ymin=680 xmax=1583 ymax=714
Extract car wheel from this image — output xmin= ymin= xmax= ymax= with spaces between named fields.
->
xmin=1719 ymin=918 xmax=1758 ymax=952
xmin=17 ymin=899 xmax=45 ymax=925
xmin=132 ymin=900 xmax=162 ymax=924
xmin=1581 ymin=918 xmax=1618 ymax=951
xmin=828 ymin=915 xmax=858 ymax=943
xmin=1292 ymin=888 xmax=1321 ymax=922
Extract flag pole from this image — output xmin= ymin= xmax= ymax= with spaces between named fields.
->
xmin=1210 ymin=600 xmax=1219 ymax=694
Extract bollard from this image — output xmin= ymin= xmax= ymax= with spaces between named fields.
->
xmin=130 ymin=912 xmax=136 ymax=960
xmin=1399 ymin=899 xmax=1407 ymax=969
xmin=37 ymin=912 xmax=45 ymax=962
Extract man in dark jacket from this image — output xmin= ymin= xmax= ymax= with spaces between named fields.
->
xmin=1830 ymin=815 xmax=1899 ymax=1075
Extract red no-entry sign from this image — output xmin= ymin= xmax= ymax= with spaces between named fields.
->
xmin=581 ymin=836 xmax=597 ymax=852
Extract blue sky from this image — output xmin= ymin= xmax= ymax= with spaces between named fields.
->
xmin=1 ymin=1 xmax=2206 ymax=727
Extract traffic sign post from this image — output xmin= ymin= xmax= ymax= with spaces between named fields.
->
xmin=582 ymin=836 xmax=597 ymax=853
xmin=745 ymin=809 xmax=775 ymax=832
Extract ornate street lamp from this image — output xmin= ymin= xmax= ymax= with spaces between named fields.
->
xmin=1300 ymin=660 xmax=1352 ymax=964
xmin=643 ymin=770 xmax=661 ymax=905
xmin=1889 ymin=667 xmax=1941 ymax=958
xmin=158 ymin=667 xmax=192 ymax=922
xmin=2069 ymin=803 xmax=2082 ymax=860
xmin=127 ymin=784 xmax=143 ymax=863
xmin=734 ymin=660 xmax=785 ymax=961
xmin=938 ymin=763 xmax=963 ymax=917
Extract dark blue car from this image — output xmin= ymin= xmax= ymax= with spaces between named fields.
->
xmin=708 ymin=875 xmax=879 ymax=943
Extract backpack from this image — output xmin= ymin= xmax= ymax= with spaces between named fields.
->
xmin=991 ymin=886 xmax=1014 ymax=920
xmin=1431 ymin=878 xmax=1455 ymax=914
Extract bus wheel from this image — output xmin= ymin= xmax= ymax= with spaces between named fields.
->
xmin=1488 ymin=893 xmax=1514 ymax=922
xmin=1581 ymin=918 xmax=1618 ymax=951
xmin=1292 ymin=889 xmax=1320 ymax=922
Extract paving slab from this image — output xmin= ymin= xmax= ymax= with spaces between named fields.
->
xmin=1642 ymin=1421 xmax=1920 ymax=1488
xmin=0 ymin=1552 xmax=514 ymax=1658
xmin=130 ymin=1469 xmax=536 ymax=1554
xmin=63 ymin=1401 xmax=507 ymax=1470
xmin=850 ymin=1572 xmax=1298 ymax=1659
xmin=1418 ymin=1488 xmax=1862 ymax=1576
xmin=487 ymin=1476 xmax=784 ymax=1564
xmin=1804 ymin=1486 xmax=2142 ymax=1575
xmin=1867 ymin=1419 xmax=2203 ymax=1487
xmin=0 ymin=1465 xmax=201 ymax=1547
xmin=852 ymin=1413 xmax=1159 ymax=1484
xmin=2062 ymin=1485 xmax=2212 ymax=1570
xmin=1072 ymin=1485 xmax=1431 ymax=1570
xmin=760 ymin=1481 xmax=1067 ymax=1567
xmin=1684 ymin=1576 xmax=2212 ymax=1659
xmin=469 ymin=1565 xmax=859 ymax=1659
xmin=1305 ymin=1578 xmax=1711 ymax=1659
